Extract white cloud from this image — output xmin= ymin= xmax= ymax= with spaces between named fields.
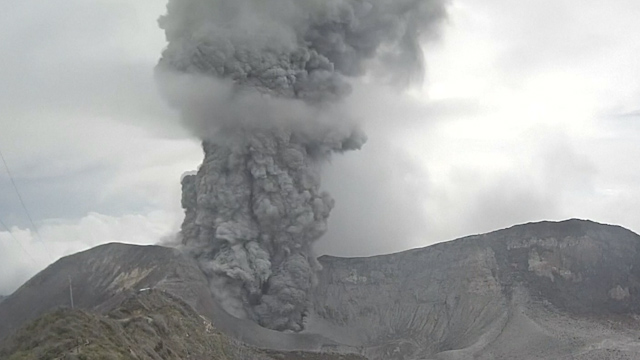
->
xmin=0 ymin=210 xmax=179 ymax=295
xmin=424 ymin=0 xmax=640 ymax=239
xmin=317 ymin=0 xmax=640 ymax=255
xmin=0 ymin=0 xmax=201 ymax=294
xmin=2 ymin=0 xmax=640 ymax=290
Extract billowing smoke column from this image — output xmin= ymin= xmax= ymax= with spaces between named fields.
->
xmin=157 ymin=0 xmax=447 ymax=331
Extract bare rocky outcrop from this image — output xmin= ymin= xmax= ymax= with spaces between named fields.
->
xmin=308 ymin=219 xmax=640 ymax=359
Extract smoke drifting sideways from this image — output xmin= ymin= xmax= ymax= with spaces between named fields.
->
xmin=156 ymin=0 xmax=447 ymax=332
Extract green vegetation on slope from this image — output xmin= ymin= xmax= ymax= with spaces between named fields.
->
xmin=0 ymin=289 xmax=364 ymax=360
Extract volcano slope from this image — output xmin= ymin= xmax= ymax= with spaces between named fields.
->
xmin=0 ymin=243 xmax=343 ymax=353
xmin=0 ymin=288 xmax=365 ymax=360
xmin=309 ymin=219 xmax=640 ymax=359
xmin=1 ymin=219 xmax=640 ymax=360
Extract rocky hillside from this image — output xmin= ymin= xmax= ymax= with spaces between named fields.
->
xmin=0 ymin=243 xmax=217 ymax=344
xmin=0 ymin=243 xmax=340 ymax=353
xmin=309 ymin=219 xmax=640 ymax=359
xmin=1 ymin=219 xmax=640 ymax=360
xmin=0 ymin=288 xmax=365 ymax=360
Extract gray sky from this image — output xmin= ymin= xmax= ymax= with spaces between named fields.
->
xmin=1 ymin=0 xmax=640 ymax=294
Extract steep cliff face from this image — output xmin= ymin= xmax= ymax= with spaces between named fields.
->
xmin=311 ymin=243 xmax=506 ymax=358
xmin=309 ymin=219 xmax=640 ymax=359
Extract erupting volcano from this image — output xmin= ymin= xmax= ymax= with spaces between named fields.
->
xmin=155 ymin=0 xmax=447 ymax=332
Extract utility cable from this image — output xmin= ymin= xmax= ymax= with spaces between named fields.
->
xmin=0 ymin=146 xmax=53 ymax=261
xmin=0 ymin=216 xmax=38 ymax=264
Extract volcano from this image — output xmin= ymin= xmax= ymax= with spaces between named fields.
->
xmin=2 ymin=219 xmax=640 ymax=359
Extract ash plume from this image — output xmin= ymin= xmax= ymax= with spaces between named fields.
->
xmin=157 ymin=0 xmax=447 ymax=331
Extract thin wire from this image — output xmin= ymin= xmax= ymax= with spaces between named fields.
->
xmin=0 ymin=146 xmax=53 ymax=260
xmin=0 ymin=216 xmax=38 ymax=264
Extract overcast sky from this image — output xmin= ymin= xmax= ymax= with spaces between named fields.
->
xmin=1 ymin=0 xmax=640 ymax=294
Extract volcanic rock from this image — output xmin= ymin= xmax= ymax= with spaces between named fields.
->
xmin=309 ymin=219 xmax=640 ymax=359
xmin=1 ymin=219 xmax=640 ymax=360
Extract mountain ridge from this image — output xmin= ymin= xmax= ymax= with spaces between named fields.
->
xmin=2 ymin=219 xmax=640 ymax=359
xmin=309 ymin=218 xmax=640 ymax=359
xmin=0 ymin=287 xmax=366 ymax=360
